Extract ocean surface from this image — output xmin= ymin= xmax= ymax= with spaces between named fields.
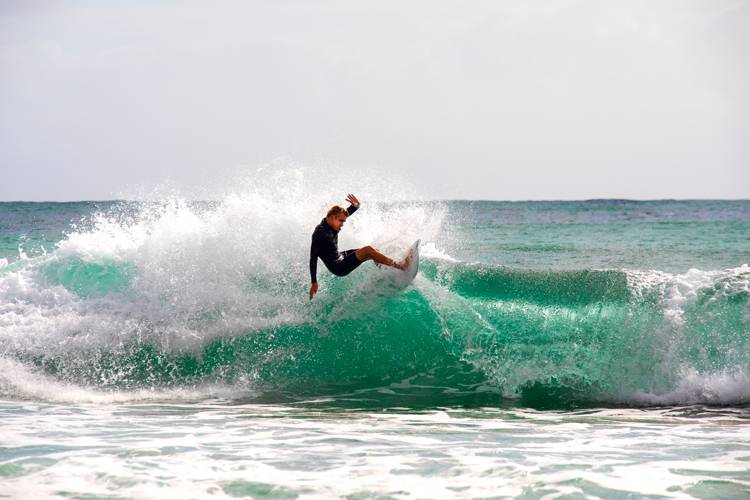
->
xmin=1 ymin=188 xmax=749 ymax=498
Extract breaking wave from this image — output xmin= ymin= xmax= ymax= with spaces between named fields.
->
xmin=1 ymin=174 xmax=748 ymax=408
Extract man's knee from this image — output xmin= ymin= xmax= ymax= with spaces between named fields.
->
xmin=356 ymin=245 xmax=375 ymax=260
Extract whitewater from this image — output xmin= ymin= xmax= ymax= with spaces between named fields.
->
xmin=1 ymin=171 xmax=749 ymax=498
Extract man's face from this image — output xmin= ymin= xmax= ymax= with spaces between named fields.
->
xmin=327 ymin=213 xmax=348 ymax=231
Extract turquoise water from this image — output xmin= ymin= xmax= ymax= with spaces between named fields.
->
xmin=1 ymin=190 xmax=749 ymax=497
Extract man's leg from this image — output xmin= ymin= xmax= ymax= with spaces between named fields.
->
xmin=355 ymin=245 xmax=407 ymax=270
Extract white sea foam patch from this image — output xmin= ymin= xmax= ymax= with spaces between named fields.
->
xmin=626 ymin=264 xmax=749 ymax=311
xmin=625 ymin=265 xmax=749 ymax=349
xmin=420 ymin=241 xmax=458 ymax=262
xmin=0 ymin=357 xmax=252 ymax=403
xmin=620 ymin=265 xmax=750 ymax=405
xmin=0 ymin=168 xmax=447 ymax=358
xmin=629 ymin=369 xmax=750 ymax=406
xmin=0 ymin=259 xmax=167 ymax=354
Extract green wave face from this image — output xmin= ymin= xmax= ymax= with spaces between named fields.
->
xmin=2 ymin=199 xmax=749 ymax=408
xmin=12 ymin=254 xmax=749 ymax=409
xmin=42 ymin=258 xmax=136 ymax=298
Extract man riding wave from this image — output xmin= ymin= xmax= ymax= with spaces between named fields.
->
xmin=309 ymin=193 xmax=407 ymax=300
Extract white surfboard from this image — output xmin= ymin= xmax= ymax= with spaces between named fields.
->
xmin=386 ymin=239 xmax=420 ymax=287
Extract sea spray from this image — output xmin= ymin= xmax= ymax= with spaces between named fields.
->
xmin=0 ymin=186 xmax=748 ymax=407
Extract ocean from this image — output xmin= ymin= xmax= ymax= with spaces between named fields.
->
xmin=1 ymin=185 xmax=749 ymax=497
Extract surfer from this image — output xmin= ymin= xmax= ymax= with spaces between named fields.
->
xmin=309 ymin=193 xmax=408 ymax=300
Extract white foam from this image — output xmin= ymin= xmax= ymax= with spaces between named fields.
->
xmin=620 ymin=266 xmax=750 ymax=405
xmin=627 ymin=264 xmax=749 ymax=306
xmin=0 ymin=167 xmax=447 ymax=358
xmin=420 ymin=241 xmax=459 ymax=262
xmin=629 ymin=368 xmax=750 ymax=406
xmin=0 ymin=357 xmax=253 ymax=403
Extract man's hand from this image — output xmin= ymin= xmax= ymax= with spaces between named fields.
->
xmin=309 ymin=282 xmax=318 ymax=300
xmin=346 ymin=193 xmax=360 ymax=207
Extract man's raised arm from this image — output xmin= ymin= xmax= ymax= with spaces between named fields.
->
xmin=346 ymin=193 xmax=360 ymax=215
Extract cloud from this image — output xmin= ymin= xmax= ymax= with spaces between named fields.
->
xmin=1 ymin=0 xmax=748 ymax=200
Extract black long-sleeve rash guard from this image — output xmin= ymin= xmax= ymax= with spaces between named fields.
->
xmin=309 ymin=204 xmax=359 ymax=283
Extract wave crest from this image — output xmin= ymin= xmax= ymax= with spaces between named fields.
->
xmin=0 ymin=181 xmax=748 ymax=407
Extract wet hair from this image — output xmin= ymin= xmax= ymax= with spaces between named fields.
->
xmin=326 ymin=205 xmax=348 ymax=218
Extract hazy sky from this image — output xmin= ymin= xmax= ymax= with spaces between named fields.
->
xmin=1 ymin=0 xmax=749 ymax=201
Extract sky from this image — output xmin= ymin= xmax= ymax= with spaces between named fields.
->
xmin=1 ymin=0 xmax=749 ymax=201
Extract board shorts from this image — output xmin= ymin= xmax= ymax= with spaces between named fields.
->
xmin=328 ymin=249 xmax=363 ymax=277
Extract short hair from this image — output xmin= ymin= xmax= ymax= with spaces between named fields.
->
xmin=326 ymin=205 xmax=348 ymax=218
